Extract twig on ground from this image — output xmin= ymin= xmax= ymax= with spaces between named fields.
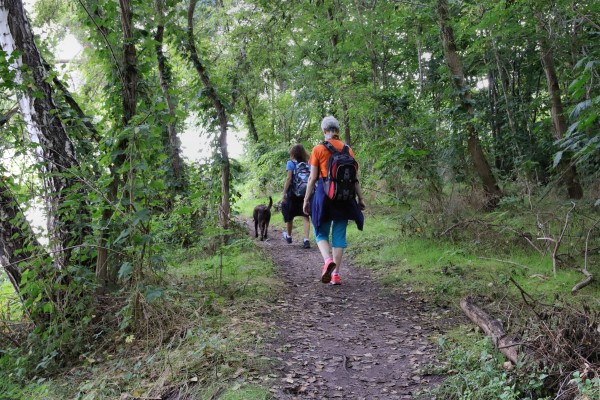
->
xmin=571 ymin=269 xmax=593 ymax=295
xmin=479 ymin=257 xmax=529 ymax=269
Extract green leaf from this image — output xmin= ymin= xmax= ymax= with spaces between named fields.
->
xmin=114 ymin=228 xmax=131 ymax=244
xmin=144 ymin=287 xmax=163 ymax=302
xmin=552 ymin=151 xmax=563 ymax=168
xmin=118 ymin=262 xmax=133 ymax=279
xmin=133 ymin=209 xmax=151 ymax=225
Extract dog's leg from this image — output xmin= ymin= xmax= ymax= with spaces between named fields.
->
xmin=254 ymin=218 xmax=259 ymax=238
xmin=261 ymin=222 xmax=267 ymax=241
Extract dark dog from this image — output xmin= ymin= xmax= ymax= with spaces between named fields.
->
xmin=253 ymin=196 xmax=272 ymax=241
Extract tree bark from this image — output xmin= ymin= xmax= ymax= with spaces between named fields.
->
xmin=155 ymin=0 xmax=185 ymax=193
xmin=243 ymin=95 xmax=259 ymax=143
xmin=187 ymin=0 xmax=230 ymax=229
xmin=536 ymin=16 xmax=583 ymax=199
xmin=0 ymin=177 xmax=57 ymax=326
xmin=0 ymin=105 xmax=18 ymax=127
xmin=0 ymin=0 xmax=86 ymax=269
xmin=42 ymin=59 xmax=100 ymax=142
xmin=437 ymin=0 xmax=502 ymax=207
xmin=0 ymin=178 xmax=41 ymax=295
xmin=341 ymin=100 xmax=352 ymax=146
xmin=96 ymin=0 xmax=138 ymax=285
xmin=491 ymin=37 xmax=518 ymax=138
xmin=460 ymin=296 xmax=519 ymax=364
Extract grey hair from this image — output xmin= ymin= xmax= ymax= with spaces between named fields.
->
xmin=321 ymin=116 xmax=340 ymax=132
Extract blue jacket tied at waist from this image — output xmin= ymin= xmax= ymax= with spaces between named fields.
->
xmin=311 ymin=178 xmax=364 ymax=231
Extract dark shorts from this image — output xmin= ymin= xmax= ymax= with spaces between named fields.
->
xmin=281 ymin=193 xmax=306 ymax=222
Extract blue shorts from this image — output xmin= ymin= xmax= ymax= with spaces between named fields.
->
xmin=314 ymin=220 xmax=348 ymax=248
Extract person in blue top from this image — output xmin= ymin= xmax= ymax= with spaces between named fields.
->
xmin=281 ymin=143 xmax=312 ymax=248
xmin=302 ymin=116 xmax=366 ymax=285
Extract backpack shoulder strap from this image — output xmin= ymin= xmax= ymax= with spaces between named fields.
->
xmin=341 ymin=144 xmax=350 ymax=154
xmin=321 ymin=141 xmax=338 ymax=153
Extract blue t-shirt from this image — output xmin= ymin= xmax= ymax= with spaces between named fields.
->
xmin=286 ymin=160 xmax=296 ymax=172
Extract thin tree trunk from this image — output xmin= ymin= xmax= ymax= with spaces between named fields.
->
xmin=536 ymin=16 xmax=583 ymax=199
xmin=0 ymin=177 xmax=56 ymax=325
xmin=0 ymin=179 xmax=40 ymax=295
xmin=341 ymin=100 xmax=351 ymax=146
xmin=0 ymin=105 xmax=18 ymax=127
xmin=44 ymin=60 xmax=100 ymax=142
xmin=416 ymin=27 xmax=425 ymax=98
xmin=437 ymin=0 xmax=502 ymax=207
xmin=487 ymin=69 xmax=502 ymax=171
xmin=96 ymin=0 xmax=138 ymax=285
xmin=187 ymin=0 xmax=230 ymax=229
xmin=1 ymin=0 xmax=86 ymax=269
xmin=155 ymin=0 xmax=184 ymax=192
xmin=491 ymin=36 xmax=518 ymax=139
xmin=243 ymin=95 xmax=259 ymax=143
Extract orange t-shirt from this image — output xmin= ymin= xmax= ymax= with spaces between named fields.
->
xmin=309 ymin=139 xmax=356 ymax=178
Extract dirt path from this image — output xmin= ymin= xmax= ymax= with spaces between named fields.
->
xmin=251 ymin=222 xmax=443 ymax=399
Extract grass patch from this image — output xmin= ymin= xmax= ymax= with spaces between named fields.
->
xmin=1 ymin=237 xmax=281 ymax=400
xmin=347 ymin=212 xmax=598 ymax=308
xmin=421 ymin=327 xmax=551 ymax=400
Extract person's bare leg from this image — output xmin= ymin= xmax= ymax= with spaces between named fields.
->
xmin=332 ymin=247 xmax=344 ymax=274
xmin=286 ymin=220 xmax=293 ymax=237
xmin=302 ymin=216 xmax=310 ymax=240
xmin=317 ymin=240 xmax=331 ymax=262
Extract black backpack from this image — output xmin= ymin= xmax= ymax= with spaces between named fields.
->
xmin=291 ymin=161 xmax=310 ymax=197
xmin=321 ymin=141 xmax=358 ymax=202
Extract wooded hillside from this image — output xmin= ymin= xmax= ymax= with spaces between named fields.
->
xmin=0 ymin=0 xmax=598 ymax=398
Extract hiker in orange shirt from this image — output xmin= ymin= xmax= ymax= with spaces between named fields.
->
xmin=303 ymin=116 xmax=366 ymax=285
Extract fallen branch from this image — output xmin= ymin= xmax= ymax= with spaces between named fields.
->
xmin=571 ymin=269 xmax=593 ymax=295
xmin=460 ymin=296 xmax=519 ymax=364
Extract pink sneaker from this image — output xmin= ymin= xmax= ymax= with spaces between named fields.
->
xmin=330 ymin=273 xmax=341 ymax=285
xmin=321 ymin=258 xmax=336 ymax=284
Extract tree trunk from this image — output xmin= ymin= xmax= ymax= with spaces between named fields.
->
xmin=0 ymin=105 xmax=18 ymax=127
xmin=341 ymin=100 xmax=352 ymax=146
xmin=155 ymin=0 xmax=185 ymax=193
xmin=0 ymin=0 xmax=86 ymax=269
xmin=0 ymin=177 xmax=58 ymax=326
xmin=187 ymin=0 xmax=230 ymax=229
xmin=0 ymin=179 xmax=41 ymax=295
xmin=536 ymin=17 xmax=583 ymax=200
xmin=437 ymin=0 xmax=502 ymax=207
xmin=96 ymin=0 xmax=138 ymax=285
xmin=243 ymin=95 xmax=259 ymax=143
xmin=491 ymin=36 xmax=518 ymax=140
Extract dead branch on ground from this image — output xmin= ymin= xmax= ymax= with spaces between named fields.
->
xmin=571 ymin=269 xmax=593 ymax=295
xmin=460 ymin=296 xmax=520 ymax=364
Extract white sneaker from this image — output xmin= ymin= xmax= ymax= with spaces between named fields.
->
xmin=282 ymin=232 xmax=292 ymax=244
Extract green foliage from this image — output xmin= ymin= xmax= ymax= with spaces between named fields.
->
xmin=425 ymin=336 xmax=550 ymax=400
xmin=570 ymin=371 xmax=600 ymax=399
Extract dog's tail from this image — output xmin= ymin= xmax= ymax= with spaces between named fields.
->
xmin=267 ymin=196 xmax=273 ymax=210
